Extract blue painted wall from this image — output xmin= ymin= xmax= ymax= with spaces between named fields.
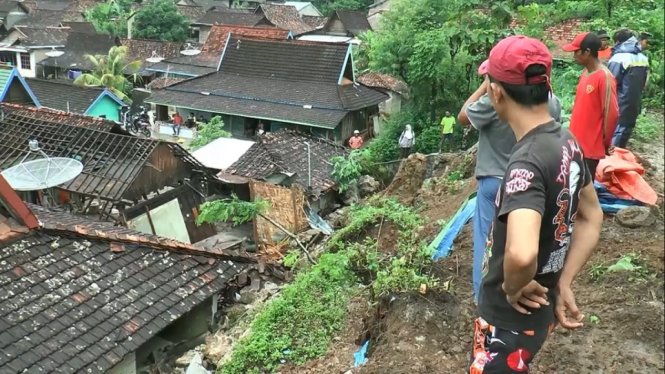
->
xmin=86 ymin=95 xmax=122 ymax=121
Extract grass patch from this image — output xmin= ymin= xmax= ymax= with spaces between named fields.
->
xmin=219 ymin=198 xmax=435 ymax=373
xmin=633 ymin=113 xmax=664 ymax=143
xmin=589 ymin=254 xmax=653 ymax=283
xmin=219 ymin=251 xmax=356 ymax=374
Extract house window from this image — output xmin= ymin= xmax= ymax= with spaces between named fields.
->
xmin=20 ymin=53 xmax=30 ymax=70
xmin=0 ymin=52 xmax=17 ymax=67
xmin=189 ymin=27 xmax=200 ymax=41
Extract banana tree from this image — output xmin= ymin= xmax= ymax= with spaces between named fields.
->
xmin=73 ymin=45 xmax=142 ymax=104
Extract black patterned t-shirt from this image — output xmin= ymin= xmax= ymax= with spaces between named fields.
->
xmin=478 ymin=120 xmax=593 ymax=331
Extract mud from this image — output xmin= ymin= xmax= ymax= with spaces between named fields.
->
xmin=282 ymin=142 xmax=665 ymax=374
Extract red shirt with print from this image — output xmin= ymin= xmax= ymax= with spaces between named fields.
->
xmin=569 ymin=67 xmax=619 ymax=160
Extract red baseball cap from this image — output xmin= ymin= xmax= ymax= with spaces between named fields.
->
xmin=478 ymin=60 xmax=489 ymax=75
xmin=486 ymin=35 xmax=552 ymax=86
xmin=562 ymin=32 xmax=590 ymax=52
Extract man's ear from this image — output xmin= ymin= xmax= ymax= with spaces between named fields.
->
xmin=489 ymin=81 xmax=503 ymax=104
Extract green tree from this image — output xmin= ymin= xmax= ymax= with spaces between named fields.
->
xmin=133 ymin=0 xmax=190 ymax=42
xmin=189 ymin=116 xmax=231 ymax=151
xmin=73 ymin=45 xmax=141 ymax=103
xmin=313 ymin=0 xmax=373 ymax=16
xmin=85 ymin=0 xmax=131 ymax=36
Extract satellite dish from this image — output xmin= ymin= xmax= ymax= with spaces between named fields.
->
xmin=146 ymin=50 xmax=164 ymax=63
xmin=45 ymin=48 xmax=64 ymax=58
xmin=1 ymin=140 xmax=83 ymax=191
xmin=180 ymin=43 xmax=201 ymax=56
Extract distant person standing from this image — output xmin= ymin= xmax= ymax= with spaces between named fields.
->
xmin=608 ymin=29 xmax=649 ymax=148
xmin=349 ymin=130 xmax=364 ymax=149
xmin=596 ymin=30 xmax=612 ymax=60
xmin=398 ymin=124 xmax=415 ymax=159
xmin=439 ymin=111 xmax=456 ymax=152
xmin=172 ymin=112 xmax=183 ymax=136
xmin=563 ymin=32 xmax=619 ymax=175
xmin=458 ymin=60 xmax=562 ymax=302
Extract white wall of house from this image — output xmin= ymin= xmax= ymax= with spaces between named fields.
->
xmin=108 ymin=352 xmax=136 ymax=374
xmin=0 ymin=48 xmax=34 ymax=77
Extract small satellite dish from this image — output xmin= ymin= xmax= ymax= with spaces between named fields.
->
xmin=180 ymin=43 xmax=201 ymax=56
xmin=146 ymin=50 xmax=164 ymax=63
xmin=1 ymin=140 xmax=83 ymax=191
xmin=45 ymin=47 xmax=64 ymax=58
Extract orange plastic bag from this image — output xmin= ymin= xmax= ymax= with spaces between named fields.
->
xmin=596 ymin=147 xmax=657 ymax=205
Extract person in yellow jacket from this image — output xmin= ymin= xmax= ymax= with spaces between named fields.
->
xmin=439 ymin=111 xmax=456 ymax=152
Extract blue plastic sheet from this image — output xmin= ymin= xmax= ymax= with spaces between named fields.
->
xmin=594 ymin=182 xmax=643 ymax=214
xmin=353 ymin=340 xmax=369 ymax=367
xmin=431 ymin=196 xmax=477 ymax=260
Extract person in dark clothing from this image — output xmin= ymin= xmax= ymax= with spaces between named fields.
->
xmin=608 ymin=29 xmax=649 ymax=148
xmin=186 ymin=113 xmax=197 ymax=129
xmin=468 ymin=35 xmax=604 ymax=374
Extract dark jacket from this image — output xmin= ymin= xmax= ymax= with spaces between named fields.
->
xmin=607 ymin=37 xmax=649 ymax=125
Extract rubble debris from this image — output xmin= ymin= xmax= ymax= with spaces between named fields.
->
xmin=358 ymin=175 xmax=381 ymax=197
xmin=383 ymin=153 xmax=428 ymax=205
xmin=185 ymin=352 xmax=211 ymax=374
xmin=616 ymin=206 xmax=656 ymax=228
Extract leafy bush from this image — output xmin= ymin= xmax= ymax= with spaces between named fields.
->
xmin=189 ymin=116 xmax=231 ymax=151
xmin=331 ymin=150 xmax=365 ymax=192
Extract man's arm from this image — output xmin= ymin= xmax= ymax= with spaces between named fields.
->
xmin=558 ymin=182 xmax=603 ymax=287
xmin=498 ymin=160 xmax=547 ymax=295
xmin=607 ymin=57 xmax=624 ymax=86
xmin=457 ymin=80 xmax=489 ymax=127
xmin=599 ymin=68 xmax=620 ymax=149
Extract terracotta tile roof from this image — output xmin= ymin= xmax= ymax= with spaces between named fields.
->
xmin=11 ymin=26 xmax=69 ymax=47
xmin=0 ymin=174 xmax=39 ymax=243
xmin=202 ymin=24 xmax=290 ymax=53
xmin=227 ymin=129 xmax=348 ymax=196
xmin=0 ymin=103 xmax=125 ymax=132
xmin=193 ymin=8 xmax=267 ymax=26
xmin=256 ymin=4 xmax=313 ymax=35
xmin=332 ymin=10 xmax=371 ymax=35
xmin=357 ymin=73 xmax=409 ymax=97
xmin=177 ymin=4 xmax=205 ymax=21
xmin=60 ymin=21 xmax=96 ymax=33
xmin=148 ymin=37 xmax=388 ymax=128
xmin=25 ymin=78 xmax=107 ymax=114
xmin=119 ymin=38 xmax=184 ymax=63
xmin=0 ymin=218 xmax=249 ymax=373
xmin=302 ymin=15 xmax=327 ymax=28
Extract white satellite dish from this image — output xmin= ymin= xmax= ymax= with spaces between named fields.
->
xmin=146 ymin=50 xmax=164 ymax=63
xmin=45 ymin=48 xmax=64 ymax=58
xmin=180 ymin=43 xmax=201 ymax=56
xmin=1 ymin=140 xmax=83 ymax=191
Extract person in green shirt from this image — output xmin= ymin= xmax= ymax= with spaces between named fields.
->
xmin=439 ymin=111 xmax=456 ymax=152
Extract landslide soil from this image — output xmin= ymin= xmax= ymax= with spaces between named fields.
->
xmin=281 ymin=146 xmax=665 ymax=374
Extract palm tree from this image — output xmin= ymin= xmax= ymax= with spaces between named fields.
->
xmin=73 ymin=45 xmax=142 ymax=103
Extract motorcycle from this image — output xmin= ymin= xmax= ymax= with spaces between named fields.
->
xmin=122 ymin=106 xmax=151 ymax=137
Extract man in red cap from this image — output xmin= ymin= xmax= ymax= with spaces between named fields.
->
xmin=469 ymin=35 xmax=603 ymax=373
xmin=563 ymin=32 xmax=619 ymax=176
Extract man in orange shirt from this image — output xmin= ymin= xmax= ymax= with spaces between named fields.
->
xmin=596 ymin=30 xmax=612 ymax=60
xmin=563 ymin=32 xmax=619 ymax=175
xmin=349 ymin=130 xmax=364 ymax=149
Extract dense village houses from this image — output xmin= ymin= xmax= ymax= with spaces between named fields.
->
xmin=283 ymin=1 xmax=323 ymax=17
xmin=146 ymin=24 xmax=291 ymax=82
xmin=188 ymin=7 xmax=273 ymax=44
xmin=0 ymin=175 xmax=252 ymax=373
xmin=254 ymin=4 xmax=314 ymax=35
xmin=146 ymin=35 xmax=388 ymax=144
xmin=38 ymin=32 xmax=116 ymax=79
xmin=0 ymin=26 xmax=70 ymax=78
xmin=0 ymin=103 xmax=221 ymax=244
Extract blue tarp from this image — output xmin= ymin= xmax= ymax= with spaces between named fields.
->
xmin=431 ymin=195 xmax=477 ymax=260
xmin=353 ymin=340 xmax=369 ymax=367
xmin=594 ymin=182 xmax=643 ymax=214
